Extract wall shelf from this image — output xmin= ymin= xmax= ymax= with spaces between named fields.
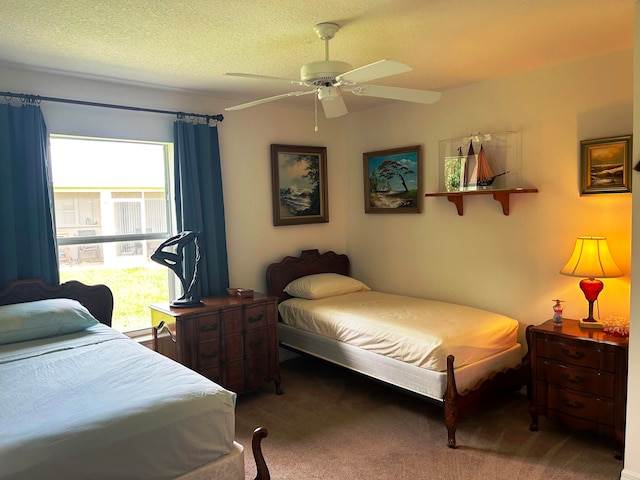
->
xmin=424 ymin=188 xmax=538 ymax=216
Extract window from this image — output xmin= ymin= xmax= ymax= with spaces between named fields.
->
xmin=50 ymin=135 xmax=174 ymax=332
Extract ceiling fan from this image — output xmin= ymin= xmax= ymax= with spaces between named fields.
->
xmin=224 ymin=22 xmax=442 ymax=119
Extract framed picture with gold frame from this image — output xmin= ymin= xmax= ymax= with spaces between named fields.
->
xmin=270 ymin=144 xmax=328 ymax=226
xmin=363 ymin=145 xmax=422 ymax=213
xmin=580 ymin=135 xmax=632 ymax=194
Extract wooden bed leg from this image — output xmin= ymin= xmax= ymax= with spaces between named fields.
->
xmin=252 ymin=427 xmax=270 ymax=480
xmin=444 ymin=354 xmax=458 ymax=448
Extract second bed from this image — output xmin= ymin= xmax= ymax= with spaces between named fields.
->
xmin=266 ymin=249 xmax=528 ymax=448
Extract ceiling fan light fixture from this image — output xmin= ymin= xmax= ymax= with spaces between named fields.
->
xmin=317 ymin=86 xmax=340 ymax=101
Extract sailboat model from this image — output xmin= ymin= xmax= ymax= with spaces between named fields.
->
xmin=476 ymin=144 xmax=508 ymax=188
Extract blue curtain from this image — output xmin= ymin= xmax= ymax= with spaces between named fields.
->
xmin=0 ymin=104 xmax=59 ymax=289
xmin=173 ymin=120 xmax=229 ymax=297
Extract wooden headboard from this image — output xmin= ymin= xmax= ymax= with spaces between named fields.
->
xmin=0 ymin=278 xmax=114 ymax=326
xmin=265 ymin=249 xmax=350 ymax=304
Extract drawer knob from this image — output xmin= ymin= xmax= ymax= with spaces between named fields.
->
xmin=248 ymin=313 xmax=264 ymax=324
xmin=560 ymin=348 xmax=585 ymax=361
xmin=200 ymin=350 xmax=219 ymax=360
xmin=199 ymin=324 xmax=219 ymax=333
xmin=561 ymin=373 xmax=586 ymax=385
xmin=561 ymin=397 xmax=585 ymax=410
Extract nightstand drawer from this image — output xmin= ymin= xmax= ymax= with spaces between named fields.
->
xmin=244 ymin=304 xmax=269 ymax=330
xmin=542 ymin=383 xmax=614 ymax=426
xmin=223 ymin=333 xmax=244 ymax=361
xmin=221 ymin=307 xmax=243 ymax=335
xmin=537 ymin=360 xmax=615 ymax=398
xmin=246 ymin=328 xmax=269 ymax=354
xmin=195 ymin=315 xmax=221 ymax=340
xmin=199 ymin=365 xmax=222 ymax=384
xmin=245 ymin=354 xmax=269 ymax=391
xmin=195 ymin=340 xmax=221 ymax=367
xmin=535 ymin=337 xmax=616 ymax=372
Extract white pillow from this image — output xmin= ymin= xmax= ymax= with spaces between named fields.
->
xmin=0 ymin=298 xmax=99 ymax=345
xmin=284 ymin=273 xmax=370 ymax=300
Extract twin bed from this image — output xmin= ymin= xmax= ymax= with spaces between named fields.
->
xmin=0 ymin=278 xmax=269 ymax=480
xmin=266 ymin=249 xmax=528 ymax=448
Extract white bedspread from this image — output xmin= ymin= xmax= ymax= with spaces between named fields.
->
xmin=279 ymin=291 xmax=518 ymax=371
xmin=0 ymin=323 xmax=237 ymax=480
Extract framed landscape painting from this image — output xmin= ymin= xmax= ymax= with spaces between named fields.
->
xmin=270 ymin=144 xmax=328 ymax=226
xmin=363 ymin=145 xmax=422 ymax=213
xmin=580 ymin=135 xmax=632 ymax=194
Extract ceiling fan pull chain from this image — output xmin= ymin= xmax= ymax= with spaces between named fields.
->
xmin=314 ymin=94 xmax=318 ymax=132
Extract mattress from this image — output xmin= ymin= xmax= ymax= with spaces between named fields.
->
xmin=0 ymin=323 xmax=237 ymax=480
xmin=278 ymin=291 xmax=519 ymax=372
xmin=279 ymin=323 xmax=523 ymax=398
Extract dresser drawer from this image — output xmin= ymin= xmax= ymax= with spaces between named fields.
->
xmin=223 ymin=333 xmax=244 ymax=361
xmin=540 ymin=383 xmax=615 ymax=426
xmin=536 ymin=360 xmax=615 ymax=398
xmin=198 ymin=365 xmax=222 ymax=384
xmin=245 ymin=353 xmax=269 ymax=392
xmin=221 ymin=307 xmax=243 ymax=335
xmin=535 ymin=337 xmax=616 ymax=372
xmin=195 ymin=314 xmax=221 ymax=341
xmin=223 ymin=359 xmax=245 ymax=393
xmin=244 ymin=303 xmax=268 ymax=330
xmin=195 ymin=340 xmax=221 ymax=368
xmin=245 ymin=328 xmax=269 ymax=355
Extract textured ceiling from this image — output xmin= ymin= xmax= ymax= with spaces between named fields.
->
xmin=0 ymin=0 xmax=634 ymax=114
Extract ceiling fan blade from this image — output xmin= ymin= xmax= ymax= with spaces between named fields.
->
xmin=351 ymin=85 xmax=442 ymax=104
xmin=336 ymin=59 xmax=412 ymax=85
xmin=321 ymin=94 xmax=348 ymax=118
xmin=225 ymin=90 xmax=316 ymax=111
xmin=224 ymin=72 xmax=303 ymax=85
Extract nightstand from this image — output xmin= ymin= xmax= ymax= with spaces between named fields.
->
xmin=151 ymin=294 xmax=282 ymax=395
xmin=526 ymin=319 xmax=628 ymax=458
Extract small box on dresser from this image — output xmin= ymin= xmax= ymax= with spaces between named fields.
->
xmin=151 ymin=294 xmax=282 ymax=395
xmin=526 ymin=319 xmax=628 ymax=459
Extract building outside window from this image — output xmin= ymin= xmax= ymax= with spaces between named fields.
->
xmin=50 ymin=135 xmax=174 ymax=332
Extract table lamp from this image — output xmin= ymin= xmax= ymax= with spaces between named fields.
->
xmin=560 ymin=236 xmax=622 ymax=328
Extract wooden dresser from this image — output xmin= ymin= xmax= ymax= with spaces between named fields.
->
xmin=150 ymin=294 xmax=282 ymax=395
xmin=527 ymin=319 xmax=628 ymax=458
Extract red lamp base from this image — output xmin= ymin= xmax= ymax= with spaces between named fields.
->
xmin=579 ymin=277 xmax=604 ymax=326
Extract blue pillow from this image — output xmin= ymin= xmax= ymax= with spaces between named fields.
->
xmin=0 ymin=298 xmax=99 ymax=345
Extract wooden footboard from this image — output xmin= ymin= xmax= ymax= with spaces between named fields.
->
xmin=252 ymin=427 xmax=270 ymax=480
xmin=444 ymin=354 xmax=528 ymax=448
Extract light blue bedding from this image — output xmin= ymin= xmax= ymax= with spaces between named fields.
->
xmin=0 ymin=323 xmax=236 ymax=480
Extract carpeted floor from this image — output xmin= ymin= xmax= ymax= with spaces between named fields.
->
xmin=235 ymin=355 xmax=623 ymax=480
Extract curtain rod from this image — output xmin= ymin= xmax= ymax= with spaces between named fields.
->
xmin=1 ymin=91 xmax=224 ymax=123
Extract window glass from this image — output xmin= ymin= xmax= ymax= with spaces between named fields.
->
xmin=50 ymin=135 xmax=173 ymax=332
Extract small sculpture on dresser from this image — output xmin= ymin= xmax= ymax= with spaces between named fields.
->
xmin=151 ymin=231 xmax=204 ymax=308
xmin=552 ymin=299 xmax=564 ymax=326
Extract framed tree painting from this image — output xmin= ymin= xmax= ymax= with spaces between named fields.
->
xmin=580 ymin=135 xmax=632 ymax=194
xmin=363 ymin=145 xmax=422 ymax=213
xmin=270 ymin=144 xmax=328 ymax=226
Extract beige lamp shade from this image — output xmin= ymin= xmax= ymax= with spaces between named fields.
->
xmin=560 ymin=236 xmax=622 ymax=278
